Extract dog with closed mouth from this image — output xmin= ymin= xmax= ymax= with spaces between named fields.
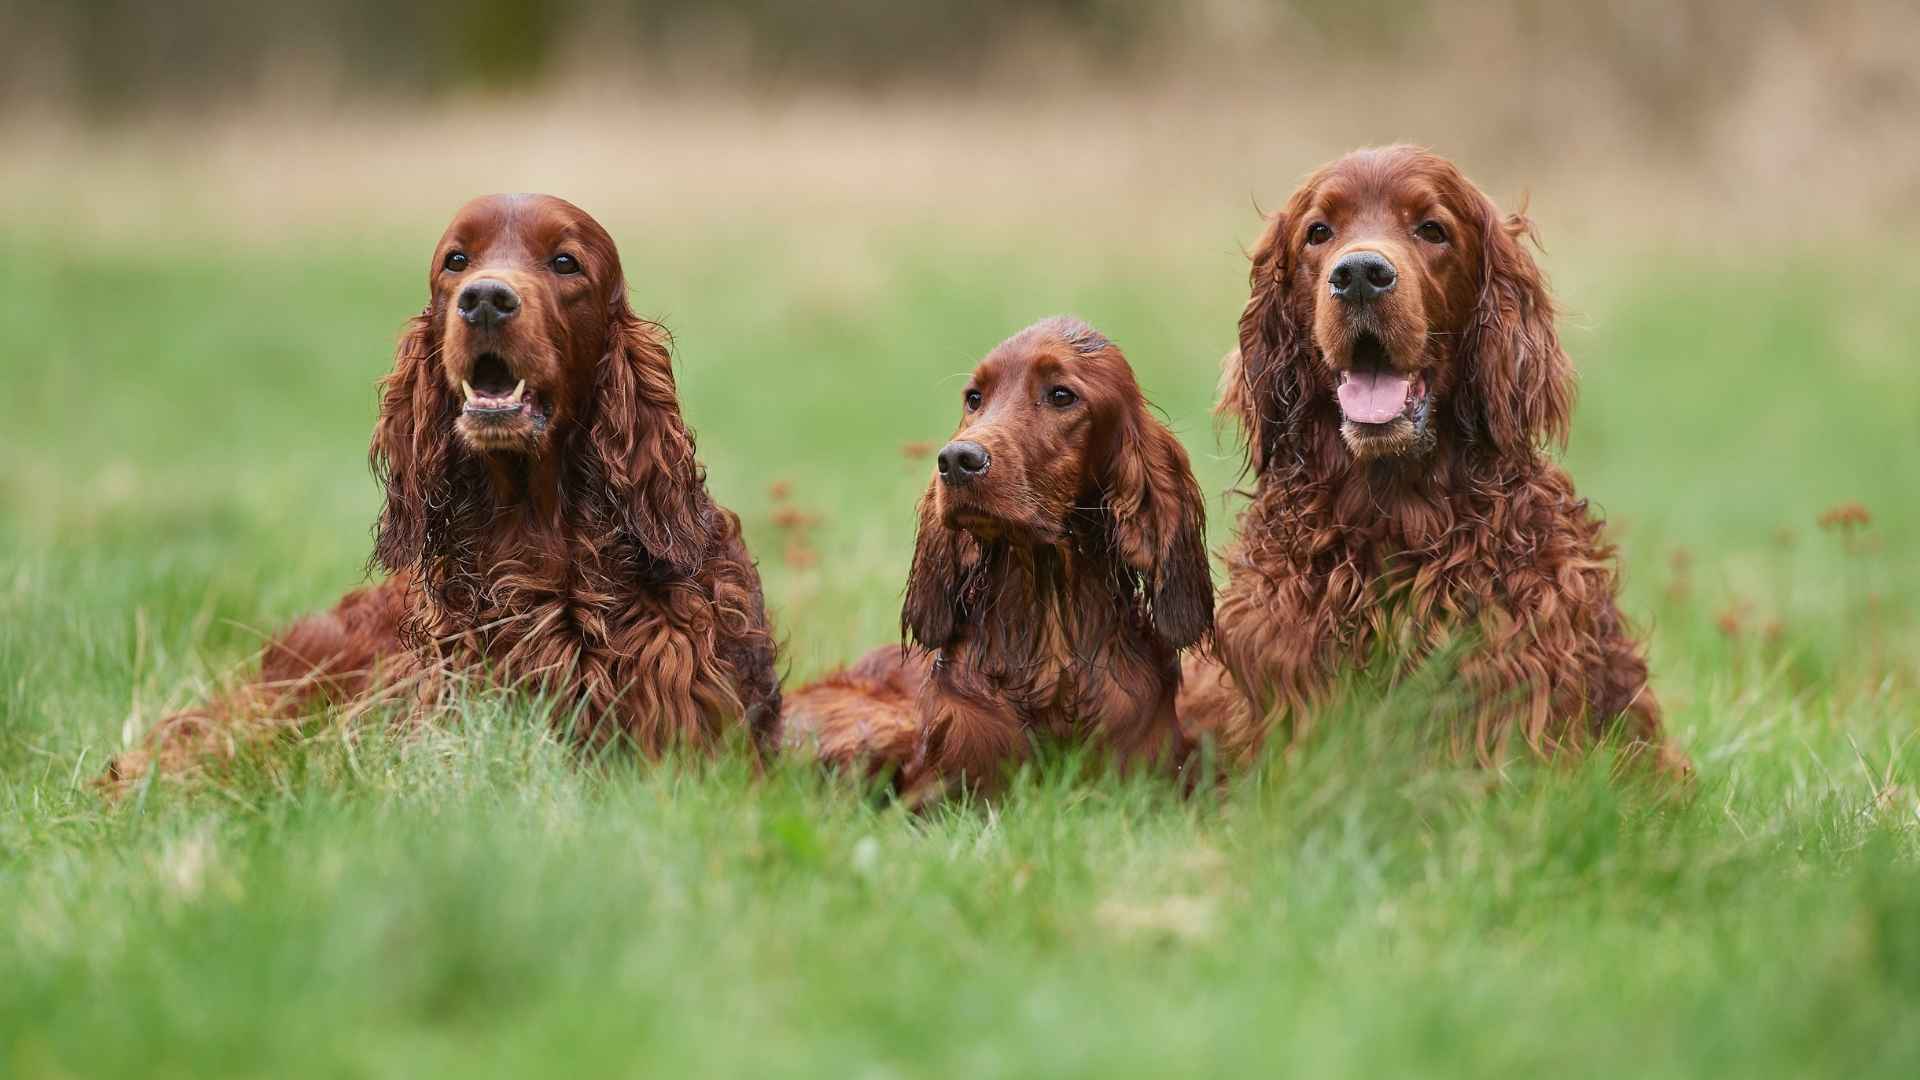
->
xmin=783 ymin=317 xmax=1213 ymax=799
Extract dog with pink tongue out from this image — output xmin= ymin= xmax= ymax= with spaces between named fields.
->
xmin=1336 ymin=363 xmax=1431 ymax=458
xmin=1178 ymin=145 xmax=1687 ymax=778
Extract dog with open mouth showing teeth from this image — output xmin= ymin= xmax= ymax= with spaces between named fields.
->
xmin=1180 ymin=146 xmax=1688 ymax=775
xmin=103 ymin=194 xmax=781 ymax=790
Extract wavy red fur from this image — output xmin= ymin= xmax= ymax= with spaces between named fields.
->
xmin=104 ymin=195 xmax=779 ymax=789
xmin=1182 ymin=147 xmax=1687 ymax=774
xmin=783 ymin=318 xmax=1214 ymax=800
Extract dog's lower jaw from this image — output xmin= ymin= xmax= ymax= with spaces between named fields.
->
xmin=1338 ymin=391 xmax=1436 ymax=461
xmin=455 ymin=412 xmax=550 ymax=456
xmin=1342 ymin=418 xmax=1429 ymax=460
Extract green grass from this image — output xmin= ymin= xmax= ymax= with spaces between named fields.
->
xmin=2 ymin=221 xmax=1917 ymax=1077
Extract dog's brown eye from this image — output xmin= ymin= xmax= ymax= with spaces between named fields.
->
xmin=1306 ymin=223 xmax=1333 ymax=246
xmin=1047 ymin=386 xmax=1077 ymax=408
xmin=964 ymin=389 xmax=982 ymax=411
xmin=550 ymin=253 xmax=581 ymax=275
xmin=443 ymin=252 xmax=468 ymax=272
xmin=1417 ymin=221 xmax=1448 ymax=244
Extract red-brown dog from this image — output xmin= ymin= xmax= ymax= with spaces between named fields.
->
xmin=106 ymin=194 xmax=780 ymax=789
xmin=785 ymin=317 xmax=1213 ymax=799
xmin=1182 ymin=146 xmax=1685 ymax=774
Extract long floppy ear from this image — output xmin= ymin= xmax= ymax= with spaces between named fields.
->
xmin=1456 ymin=196 xmax=1576 ymax=456
xmin=900 ymin=485 xmax=980 ymax=649
xmin=1107 ymin=415 xmax=1213 ymax=650
xmin=1222 ymin=203 xmax=1319 ymax=476
xmin=587 ymin=300 xmax=715 ymax=574
xmin=370 ymin=311 xmax=455 ymax=575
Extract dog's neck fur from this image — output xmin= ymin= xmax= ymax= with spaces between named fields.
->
xmin=476 ymin=449 xmax=569 ymax=525
xmin=1268 ymin=410 xmax=1547 ymax=560
xmin=410 ymin=447 xmax=683 ymax=640
xmin=948 ymin=515 xmax=1155 ymax=691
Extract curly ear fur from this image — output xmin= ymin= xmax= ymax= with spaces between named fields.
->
xmin=900 ymin=486 xmax=980 ymax=649
xmin=1456 ymin=199 xmax=1576 ymax=456
xmin=586 ymin=300 xmax=715 ymax=574
xmin=1107 ymin=416 xmax=1213 ymax=650
xmin=1224 ymin=204 xmax=1320 ymax=476
xmin=371 ymin=312 xmax=456 ymax=576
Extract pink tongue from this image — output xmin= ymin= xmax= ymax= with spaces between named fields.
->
xmin=1337 ymin=371 xmax=1413 ymax=424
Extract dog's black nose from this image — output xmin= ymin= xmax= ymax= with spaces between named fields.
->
xmin=457 ymin=279 xmax=521 ymax=327
xmin=1329 ymin=251 xmax=1398 ymax=302
xmin=936 ymin=440 xmax=990 ymax=484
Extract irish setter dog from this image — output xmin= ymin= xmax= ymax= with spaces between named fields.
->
xmin=106 ymin=194 xmax=780 ymax=787
xmin=783 ymin=318 xmax=1214 ymax=799
xmin=1182 ymin=147 xmax=1686 ymax=773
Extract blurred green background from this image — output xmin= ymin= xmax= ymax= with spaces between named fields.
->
xmin=3 ymin=3 xmax=1919 ymax=1077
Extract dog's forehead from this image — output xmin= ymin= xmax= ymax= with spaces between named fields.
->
xmin=439 ymin=194 xmax=609 ymax=254
xmin=1309 ymin=149 xmax=1458 ymax=220
xmin=979 ymin=337 xmax=1073 ymax=386
xmin=1315 ymin=177 xmax=1431 ymax=222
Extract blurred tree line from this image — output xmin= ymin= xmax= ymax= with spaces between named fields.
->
xmin=2 ymin=0 xmax=1160 ymax=109
xmin=1 ymin=0 xmax=1912 ymax=132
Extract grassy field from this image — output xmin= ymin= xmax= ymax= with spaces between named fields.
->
xmin=3 ymin=209 xmax=1918 ymax=1077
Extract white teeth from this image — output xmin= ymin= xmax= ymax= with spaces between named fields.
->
xmin=462 ymin=378 xmax=528 ymax=407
